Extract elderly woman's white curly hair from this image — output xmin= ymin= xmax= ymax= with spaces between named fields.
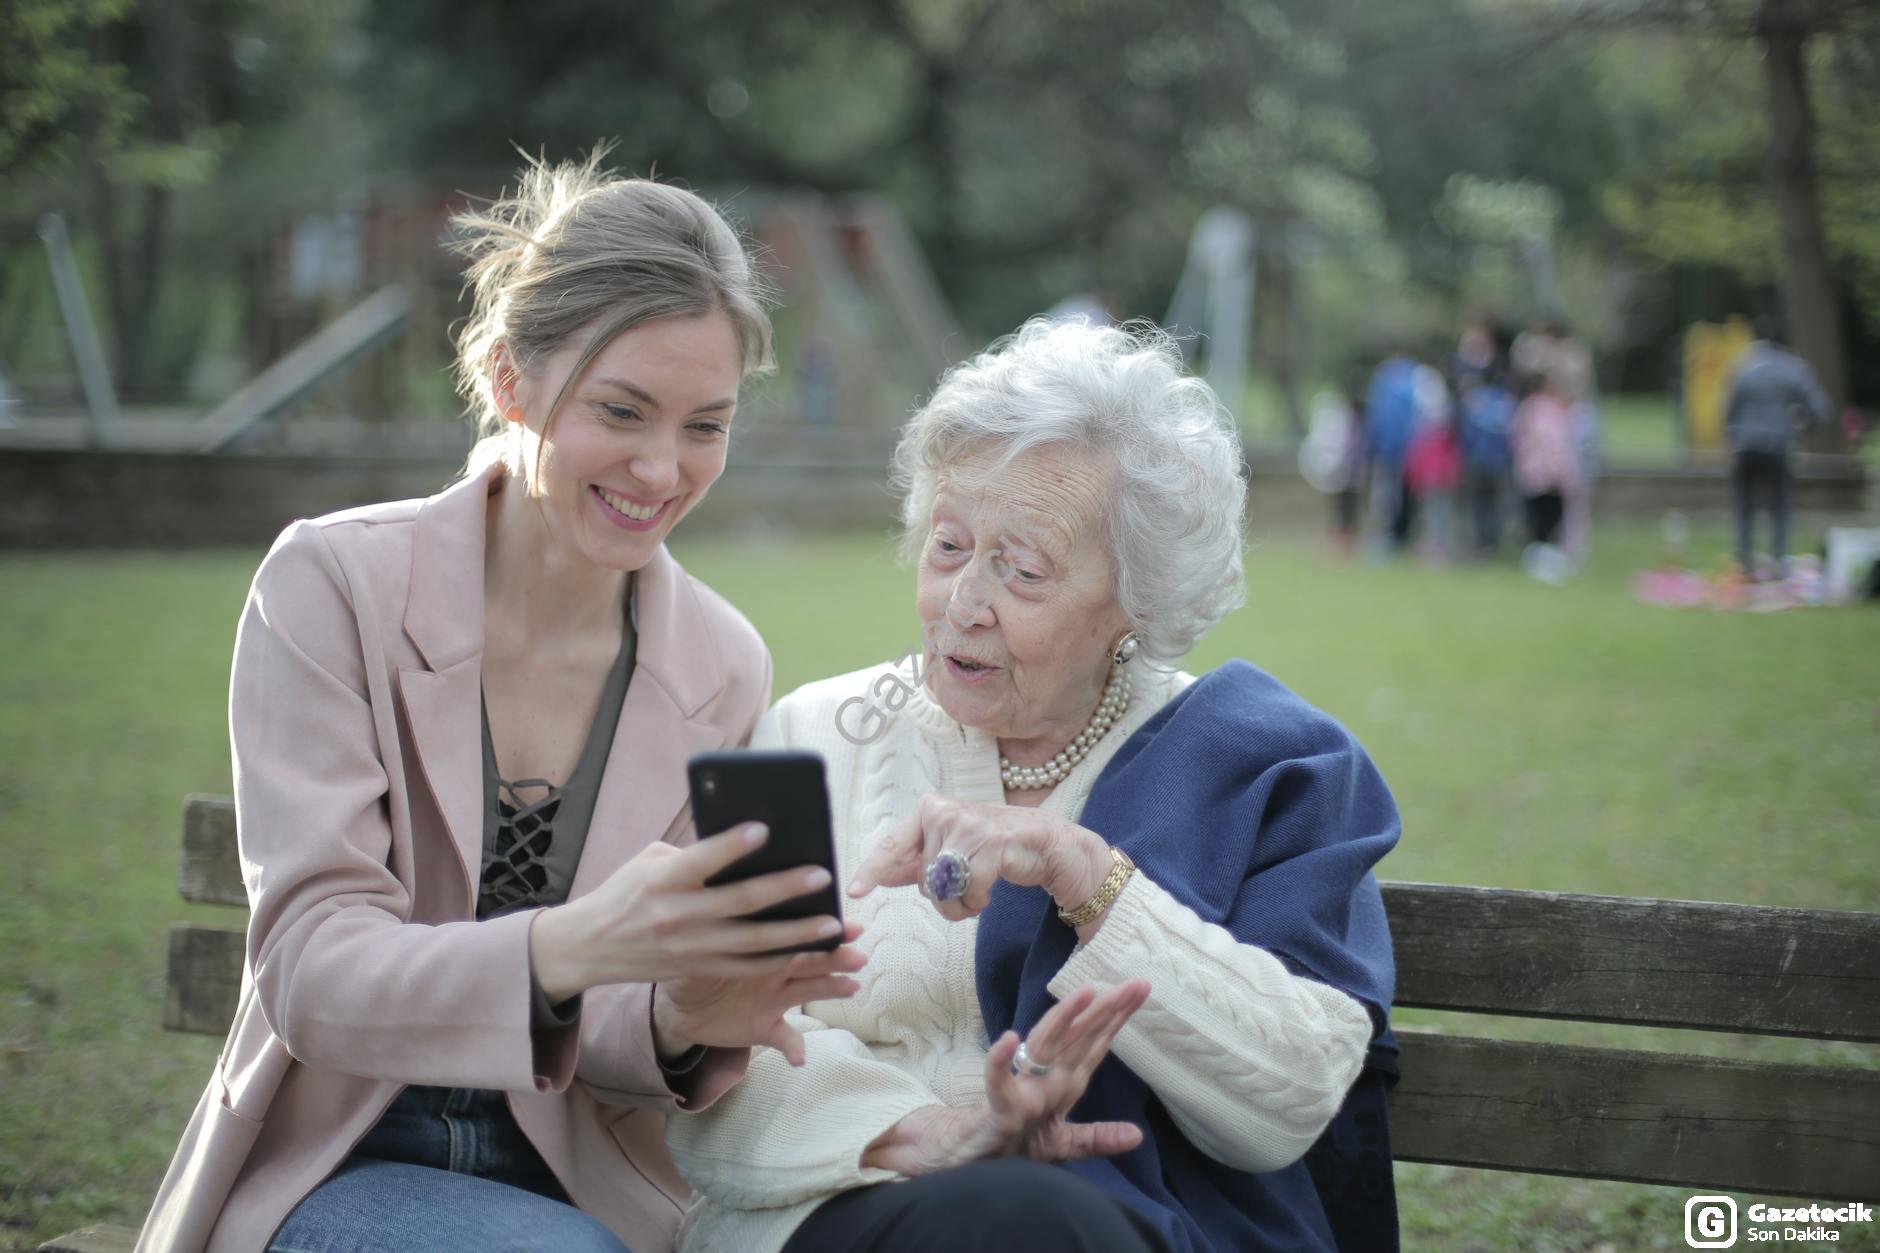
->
xmin=890 ymin=317 xmax=1247 ymax=666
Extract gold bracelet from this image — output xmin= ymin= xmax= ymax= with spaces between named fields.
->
xmin=1058 ymin=846 xmax=1135 ymax=929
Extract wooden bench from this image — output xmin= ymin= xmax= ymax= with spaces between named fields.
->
xmin=41 ymin=797 xmax=1880 ymax=1250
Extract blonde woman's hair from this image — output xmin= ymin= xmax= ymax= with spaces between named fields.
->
xmin=450 ymin=147 xmax=774 ymax=475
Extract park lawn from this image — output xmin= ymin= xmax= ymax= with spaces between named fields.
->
xmin=1 ymin=519 xmax=1875 ymax=1251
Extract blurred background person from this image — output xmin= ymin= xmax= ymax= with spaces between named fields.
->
xmin=1364 ymin=344 xmax=1422 ymax=556
xmin=1511 ymin=366 xmax=1585 ymax=581
xmin=1458 ymin=365 xmax=1517 ymax=557
xmin=1512 ymin=316 xmax=1595 ymax=405
xmin=1299 ymin=363 xmax=1370 ymax=556
xmin=1405 ymin=370 xmax=1461 ymax=565
xmin=1449 ymin=314 xmax=1506 ymax=389
xmin=1724 ymin=312 xmax=1834 ymax=579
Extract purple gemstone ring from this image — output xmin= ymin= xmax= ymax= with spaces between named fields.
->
xmin=923 ymin=848 xmax=972 ymax=903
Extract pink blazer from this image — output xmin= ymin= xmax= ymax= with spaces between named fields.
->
xmin=137 ymin=462 xmax=771 ymax=1252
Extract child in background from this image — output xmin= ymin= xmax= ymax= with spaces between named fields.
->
xmin=1564 ymin=396 xmax=1601 ymax=566
xmin=1405 ymin=373 xmax=1462 ymax=565
xmin=1300 ymin=368 xmax=1370 ymax=556
xmin=1330 ymin=365 xmax=1369 ymax=553
xmin=1365 ymin=348 xmax=1422 ymax=554
xmin=1459 ymin=371 xmax=1517 ymax=556
xmin=1511 ymin=368 xmax=1584 ymax=579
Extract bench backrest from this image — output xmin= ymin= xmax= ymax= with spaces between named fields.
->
xmin=168 ymin=795 xmax=1880 ymax=1200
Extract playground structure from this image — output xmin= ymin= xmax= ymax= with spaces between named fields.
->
xmin=13 ymin=195 xmax=959 ymax=467
xmin=3 ymin=201 xmax=1869 ymax=549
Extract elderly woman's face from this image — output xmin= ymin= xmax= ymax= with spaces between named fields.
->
xmin=917 ymin=447 xmax=1130 ymax=746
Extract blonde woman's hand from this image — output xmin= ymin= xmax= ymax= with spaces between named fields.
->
xmin=653 ymin=921 xmax=867 ymax=1065
xmin=531 ymin=823 xmax=859 ymax=1001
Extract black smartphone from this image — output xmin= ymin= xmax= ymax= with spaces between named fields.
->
xmin=688 ymin=749 xmax=842 ymax=954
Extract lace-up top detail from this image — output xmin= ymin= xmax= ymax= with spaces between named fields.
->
xmin=476 ymin=575 xmax=637 ymax=919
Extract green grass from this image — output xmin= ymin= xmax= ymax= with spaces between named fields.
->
xmin=2 ymin=523 xmax=1876 ymax=1250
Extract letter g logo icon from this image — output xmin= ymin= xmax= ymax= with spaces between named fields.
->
xmin=1685 ymin=1196 xmax=1737 ymax=1247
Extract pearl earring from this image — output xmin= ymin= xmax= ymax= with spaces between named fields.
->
xmin=1111 ymin=632 xmax=1140 ymax=665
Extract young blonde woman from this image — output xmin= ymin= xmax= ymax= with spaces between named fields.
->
xmin=137 ymin=154 xmax=865 ymax=1253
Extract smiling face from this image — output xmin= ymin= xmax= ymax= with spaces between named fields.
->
xmin=915 ymin=446 xmax=1131 ymax=751
xmin=501 ymin=311 xmax=743 ymax=572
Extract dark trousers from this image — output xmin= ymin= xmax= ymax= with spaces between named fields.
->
xmin=1465 ymin=469 xmax=1505 ymax=554
xmin=1390 ymin=473 xmax=1418 ymax=549
xmin=781 ymin=1158 xmax=1171 ymax=1253
xmin=1732 ymin=449 xmax=1792 ymax=574
xmin=1333 ymin=485 xmax=1362 ymax=535
xmin=1524 ymin=492 xmax=1564 ymax=546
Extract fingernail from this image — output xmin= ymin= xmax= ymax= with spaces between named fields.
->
xmin=847 ymin=876 xmax=865 ymax=895
xmin=805 ymin=867 xmax=832 ymax=889
xmin=818 ymin=919 xmax=842 ymax=938
xmin=745 ymin=823 xmax=768 ymax=844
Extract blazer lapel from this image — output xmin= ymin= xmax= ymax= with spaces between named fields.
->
xmin=399 ymin=464 xmax=500 ymax=906
xmin=400 ymin=659 xmax=485 ymax=902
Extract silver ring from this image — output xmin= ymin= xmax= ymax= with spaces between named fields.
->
xmin=923 ymin=848 xmax=972 ymax=903
xmin=1012 ymin=1040 xmax=1051 ymax=1077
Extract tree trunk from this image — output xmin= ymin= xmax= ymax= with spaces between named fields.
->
xmin=120 ymin=182 xmax=171 ymax=395
xmin=1757 ymin=0 xmax=1848 ymax=453
xmin=91 ymin=160 xmax=133 ymax=390
xmin=1257 ymin=220 xmax=1307 ymax=441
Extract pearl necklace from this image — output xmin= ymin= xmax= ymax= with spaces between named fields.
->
xmin=999 ymin=665 xmax=1132 ymax=790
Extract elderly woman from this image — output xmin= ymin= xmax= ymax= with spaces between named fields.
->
xmin=667 ymin=320 xmax=1400 ymax=1253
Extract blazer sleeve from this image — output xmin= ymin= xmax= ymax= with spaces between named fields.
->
xmin=233 ymin=522 xmax=566 ymax=1092
xmin=573 ymin=638 xmax=772 ymax=1112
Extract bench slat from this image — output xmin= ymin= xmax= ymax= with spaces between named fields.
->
xmin=1386 ymin=882 xmax=1880 ymax=1042
xmin=180 ymin=795 xmax=244 ymax=907
xmin=1391 ymin=1032 xmax=1880 ymax=1200
xmin=163 ymin=924 xmax=244 ymax=1035
xmin=35 ymin=1224 xmax=138 ymax=1253
xmin=181 ymin=805 xmax=1880 ymax=1043
xmin=168 ymin=799 xmax=1880 ymax=1201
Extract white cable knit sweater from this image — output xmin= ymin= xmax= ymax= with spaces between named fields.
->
xmin=666 ymin=662 xmax=1375 ymax=1253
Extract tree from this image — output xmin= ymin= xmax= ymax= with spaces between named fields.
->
xmin=357 ymin=0 xmax=1378 ymax=435
xmin=1565 ymin=0 xmax=1879 ymax=437
xmin=1 ymin=0 xmax=355 ymax=397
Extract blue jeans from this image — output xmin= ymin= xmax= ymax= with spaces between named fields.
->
xmin=269 ymin=1085 xmax=630 ymax=1253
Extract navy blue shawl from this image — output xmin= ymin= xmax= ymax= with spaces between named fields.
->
xmin=975 ymin=661 xmax=1401 ymax=1253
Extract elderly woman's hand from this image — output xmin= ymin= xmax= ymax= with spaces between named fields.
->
xmin=848 ymin=795 xmax=1115 ymax=924
xmin=859 ymin=980 xmax=1150 ymax=1176
xmin=654 ymin=921 xmax=868 ymax=1067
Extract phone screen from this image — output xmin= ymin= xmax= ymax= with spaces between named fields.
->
xmin=689 ymin=749 xmax=842 ymax=954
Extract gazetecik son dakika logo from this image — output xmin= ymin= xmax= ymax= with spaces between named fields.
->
xmin=1686 ymin=1195 xmax=1875 ymax=1247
